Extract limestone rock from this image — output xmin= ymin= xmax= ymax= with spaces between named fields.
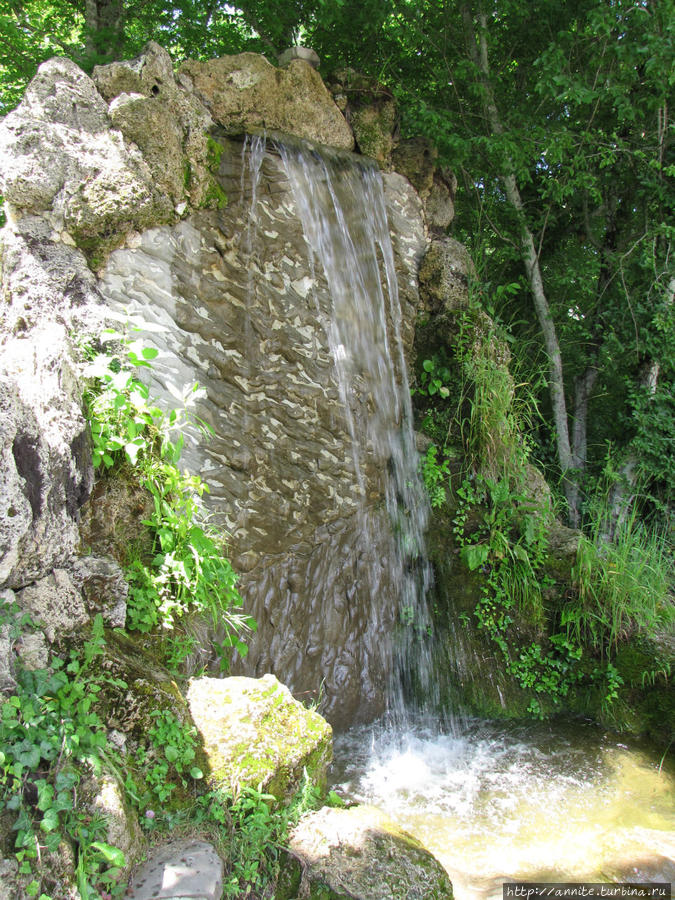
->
xmin=178 ymin=53 xmax=354 ymax=150
xmin=70 ymin=555 xmax=128 ymax=628
xmin=186 ymin=674 xmax=332 ymax=803
xmin=418 ymin=237 xmax=475 ymax=314
xmin=284 ymin=805 xmax=454 ymax=899
xmin=93 ymin=42 xmax=218 ymax=211
xmin=124 ymin=840 xmax=223 ymax=900
xmin=92 ymin=630 xmax=189 ymax=743
xmin=328 ymin=70 xmax=397 ymax=167
xmin=0 ymin=624 xmax=14 ymax=692
xmin=426 ymin=172 xmax=457 ymax=232
xmin=0 ymin=858 xmax=21 ymax=900
xmin=0 ymin=326 xmax=92 ymax=590
xmin=16 ymin=569 xmax=88 ymax=642
xmin=392 ymin=139 xmax=456 ymax=231
xmin=0 ymin=57 xmax=172 ymax=258
xmin=14 ymin=631 xmax=49 ymax=670
xmin=392 ymin=137 xmax=437 ymax=197
xmin=82 ymin=770 xmax=145 ymax=871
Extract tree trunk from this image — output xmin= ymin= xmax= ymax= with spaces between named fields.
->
xmin=568 ymin=365 xmax=599 ymax=527
xmin=84 ymin=0 xmax=125 ymax=65
xmin=460 ymin=4 xmax=578 ymax=521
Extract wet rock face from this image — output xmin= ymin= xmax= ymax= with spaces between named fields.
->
xmin=98 ymin=136 xmax=427 ymax=729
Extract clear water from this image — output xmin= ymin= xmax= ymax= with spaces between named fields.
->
xmin=278 ymin=139 xmax=435 ymax=722
xmin=332 ymin=719 xmax=675 ymax=898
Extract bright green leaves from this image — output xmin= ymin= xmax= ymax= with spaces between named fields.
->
xmin=136 ymin=710 xmax=203 ymax=805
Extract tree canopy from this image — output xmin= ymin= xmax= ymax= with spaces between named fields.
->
xmin=1 ymin=0 xmax=673 ymax=531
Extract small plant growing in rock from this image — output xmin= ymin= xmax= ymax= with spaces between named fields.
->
xmin=83 ymin=330 xmax=256 ymax=666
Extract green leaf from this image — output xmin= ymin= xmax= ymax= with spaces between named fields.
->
xmin=91 ymin=841 xmax=126 ymax=868
xmin=190 ymin=766 xmax=204 ymax=780
xmin=460 ymin=543 xmax=490 ymax=571
xmin=141 ymin=347 xmax=159 ymax=360
xmin=40 ymin=808 xmax=60 ymax=832
xmin=165 ymin=745 xmax=179 ymax=763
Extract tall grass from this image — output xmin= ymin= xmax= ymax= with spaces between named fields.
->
xmin=565 ymin=509 xmax=674 ymax=658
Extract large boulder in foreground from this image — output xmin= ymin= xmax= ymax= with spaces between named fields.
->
xmin=281 ymin=805 xmax=454 ymax=899
xmin=186 ymin=674 xmax=332 ymax=803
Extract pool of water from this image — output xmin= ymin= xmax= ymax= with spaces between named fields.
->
xmin=331 ymin=718 xmax=675 ymax=899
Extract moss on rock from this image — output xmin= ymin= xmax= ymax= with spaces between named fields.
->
xmin=287 ymin=805 xmax=453 ymax=899
xmin=186 ymin=674 xmax=332 ymax=804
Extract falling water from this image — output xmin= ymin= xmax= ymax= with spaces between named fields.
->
xmin=277 ymin=139 xmax=436 ymax=724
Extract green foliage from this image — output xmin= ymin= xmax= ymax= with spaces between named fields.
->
xmin=134 ymin=710 xmax=202 ymax=805
xmin=0 ymin=613 xmax=127 ymax=900
xmin=415 ymin=356 xmax=451 ymax=399
xmin=421 ymin=445 xmax=450 ymax=509
xmin=452 ymin=472 xmax=586 ymax=711
xmin=84 ymin=330 xmax=255 ymax=669
xmin=567 ymin=513 xmax=674 ymax=658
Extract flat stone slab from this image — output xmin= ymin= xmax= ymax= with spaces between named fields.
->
xmin=124 ymin=840 xmax=222 ymax=900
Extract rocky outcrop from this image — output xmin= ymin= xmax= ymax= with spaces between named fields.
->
xmin=328 ymin=69 xmax=397 ymax=168
xmin=179 ymin=53 xmax=354 ymax=151
xmin=0 ymin=58 xmax=172 ymax=261
xmin=281 ymin=805 xmax=454 ymax=899
xmin=187 ymin=674 xmax=332 ymax=802
xmin=393 ymin=138 xmax=457 ymax=232
xmin=0 ymin=44 xmax=434 ymax=729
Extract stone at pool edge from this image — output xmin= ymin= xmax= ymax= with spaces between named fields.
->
xmin=124 ymin=840 xmax=222 ymax=900
xmin=281 ymin=805 xmax=454 ymax=900
xmin=186 ymin=674 xmax=332 ymax=803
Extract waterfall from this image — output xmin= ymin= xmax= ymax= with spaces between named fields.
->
xmin=276 ymin=138 xmax=437 ymax=724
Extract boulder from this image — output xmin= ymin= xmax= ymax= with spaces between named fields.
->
xmin=392 ymin=138 xmax=457 ymax=231
xmin=328 ymin=69 xmax=397 ymax=168
xmin=70 ymin=555 xmax=128 ymax=628
xmin=186 ymin=674 xmax=332 ymax=803
xmin=178 ymin=53 xmax=354 ymax=151
xmin=282 ymin=805 xmax=454 ymax=899
xmin=418 ymin=237 xmax=475 ymax=314
xmin=124 ymin=840 xmax=223 ymax=900
xmin=16 ymin=569 xmax=88 ymax=642
xmin=93 ymin=42 xmax=218 ymax=212
xmin=0 ymin=57 xmax=172 ymax=258
xmin=392 ymin=137 xmax=437 ymax=197
xmin=82 ymin=769 xmax=146 ymax=873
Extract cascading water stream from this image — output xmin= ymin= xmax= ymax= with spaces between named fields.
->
xmin=277 ymin=138 xmax=437 ymax=726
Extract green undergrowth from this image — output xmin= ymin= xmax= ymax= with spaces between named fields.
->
xmin=0 ymin=611 xmax=128 ymax=899
xmin=0 ymin=603 xmax=329 ymax=899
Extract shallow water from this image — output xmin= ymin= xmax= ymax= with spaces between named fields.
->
xmin=331 ymin=719 xmax=675 ymax=899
